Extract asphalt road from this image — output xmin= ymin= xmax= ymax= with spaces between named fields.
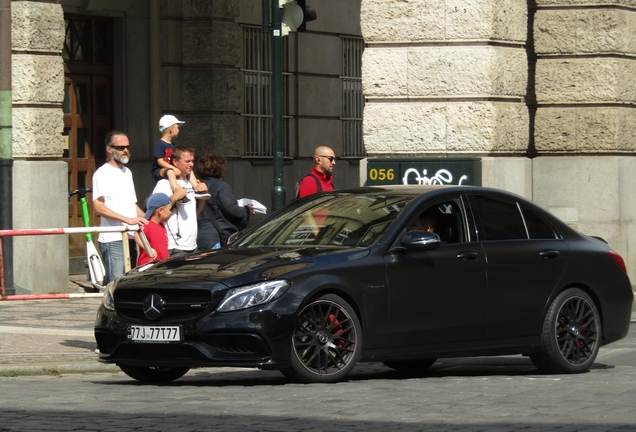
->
xmin=1 ymin=329 xmax=635 ymax=432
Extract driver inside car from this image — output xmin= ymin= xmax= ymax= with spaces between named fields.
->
xmin=408 ymin=212 xmax=437 ymax=233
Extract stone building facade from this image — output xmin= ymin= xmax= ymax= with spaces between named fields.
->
xmin=361 ymin=0 xmax=635 ymax=287
xmin=6 ymin=0 xmax=635 ymax=294
xmin=8 ymin=0 xmax=364 ymax=294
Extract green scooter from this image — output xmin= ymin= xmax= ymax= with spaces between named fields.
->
xmin=69 ymin=188 xmax=105 ymax=290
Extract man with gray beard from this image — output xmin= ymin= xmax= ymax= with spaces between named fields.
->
xmin=92 ymin=131 xmax=150 ymax=284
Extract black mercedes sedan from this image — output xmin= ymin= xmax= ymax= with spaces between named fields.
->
xmin=94 ymin=186 xmax=633 ymax=383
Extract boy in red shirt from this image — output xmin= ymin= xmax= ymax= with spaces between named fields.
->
xmin=136 ymin=193 xmax=173 ymax=266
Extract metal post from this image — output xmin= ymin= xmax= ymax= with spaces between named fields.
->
xmin=262 ymin=0 xmax=270 ymax=33
xmin=122 ymin=232 xmax=131 ymax=272
xmin=271 ymin=0 xmax=286 ymax=211
xmin=0 ymin=0 xmax=14 ymax=295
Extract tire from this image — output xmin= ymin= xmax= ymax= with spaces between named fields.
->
xmin=118 ymin=364 xmax=190 ymax=383
xmin=530 ymin=288 xmax=602 ymax=374
xmin=281 ymin=294 xmax=362 ymax=383
xmin=383 ymin=358 xmax=437 ymax=372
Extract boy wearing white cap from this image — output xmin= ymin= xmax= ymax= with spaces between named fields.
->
xmin=152 ymin=114 xmax=209 ymax=202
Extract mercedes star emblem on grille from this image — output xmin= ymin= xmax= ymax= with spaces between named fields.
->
xmin=143 ymin=293 xmax=165 ymax=320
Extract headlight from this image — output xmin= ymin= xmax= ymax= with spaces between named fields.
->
xmin=102 ymin=279 xmax=117 ymax=311
xmin=217 ymin=280 xmax=290 ymax=312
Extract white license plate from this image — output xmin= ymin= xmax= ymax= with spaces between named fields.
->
xmin=127 ymin=325 xmax=182 ymax=343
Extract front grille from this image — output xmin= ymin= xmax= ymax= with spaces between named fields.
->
xmin=114 ymin=288 xmax=226 ymax=324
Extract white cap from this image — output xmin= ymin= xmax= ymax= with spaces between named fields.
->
xmin=159 ymin=114 xmax=185 ymax=132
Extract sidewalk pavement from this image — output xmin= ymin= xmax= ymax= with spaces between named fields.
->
xmin=0 ymin=275 xmax=118 ymax=375
xmin=1 ymin=275 xmax=635 ymax=376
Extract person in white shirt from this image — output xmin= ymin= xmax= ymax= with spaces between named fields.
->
xmin=152 ymin=145 xmax=208 ymax=256
xmin=92 ymin=131 xmax=148 ymax=284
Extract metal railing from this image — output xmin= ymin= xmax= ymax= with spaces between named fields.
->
xmin=341 ymin=37 xmax=365 ymax=158
xmin=0 ymin=225 xmax=151 ymax=298
xmin=242 ymin=26 xmax=289 ymax=157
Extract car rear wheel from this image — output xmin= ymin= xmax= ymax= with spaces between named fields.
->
xmin=118 ymin=364 xmax=190 ymax=383
xmin=383 ymin=358 xmax=437 ymax=371
xmin=282 ymin=294 xmax=361 ymax=383
xmin=530 ymin=288 xmax=601 ymax=374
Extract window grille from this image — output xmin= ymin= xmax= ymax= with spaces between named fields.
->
xmin=243 ymin=27 xmax=289 ymax=157
xmin=341 ymin=37 xmax=365 ymax=158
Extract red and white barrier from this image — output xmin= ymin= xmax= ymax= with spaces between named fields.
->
xmin=2 ymin=293 xmax=103 ymax=301
xmin=0 ymin=225 xmax=149 ymax=300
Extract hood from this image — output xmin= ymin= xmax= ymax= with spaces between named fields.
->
xmin=117 ymin=245 xmax=370 ymax=289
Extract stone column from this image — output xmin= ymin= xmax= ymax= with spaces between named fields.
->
xmin=360 ymin=1 xmax=529 ymax=164
xmin=11 ymin=1 xmax=67 ymax=294
xmin=533 ymin=1 xmax=636 ymax=285
xmin=180 ymin=0 xmax=242 ymax=157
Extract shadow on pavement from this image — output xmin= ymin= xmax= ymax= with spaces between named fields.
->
xmin=92 ymin=357 xmax=617 ymax=387
xmin=60 ymin=339 xmax=97 ymax=352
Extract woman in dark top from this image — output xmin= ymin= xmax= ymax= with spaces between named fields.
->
xmin=196 ymin=153 xmax=250 ymax=250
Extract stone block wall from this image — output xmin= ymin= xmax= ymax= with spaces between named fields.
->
xmin=179 ymin=0 xmax=243 ymax=158
xmin=533 ymin=1 xmax=636 ymax=284
xmin=534 ymin=1 xmax=636 ymax=153
xmin=11 ymin=1 xmax=68 ymax=294
xmin=11 ymin=1 xmax=65 ymax=157
xmin=360 ymin=0 xmax=529 ymax=157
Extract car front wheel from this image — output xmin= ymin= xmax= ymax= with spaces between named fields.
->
xmin=282 ymin=294 xmax=361 ymax=383
xmin=530 ymin=288 xmax=601 ymax=374
xmin=118 ymin=364 xmax=190 ymax=383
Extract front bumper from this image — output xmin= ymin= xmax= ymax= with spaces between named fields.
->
xmin=94 ymin=292 xmax=303 ymax=370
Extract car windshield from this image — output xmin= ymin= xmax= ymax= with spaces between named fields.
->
xmin=237 ymin=193 xmax=414 ymax=248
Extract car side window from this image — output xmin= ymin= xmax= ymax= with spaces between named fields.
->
xmin=521 ymin=206 xmax=558 ymax=239
xmin=408 ymin=199 xmax=465 ymax=243
xmin=471 ymin=195 xmax=527 ymax=241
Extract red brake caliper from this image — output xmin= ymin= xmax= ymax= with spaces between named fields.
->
xmin=328 ymin=313 xmax=345 ymax=347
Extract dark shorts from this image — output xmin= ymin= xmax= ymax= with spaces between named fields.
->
xmin=169 ymin=248 xmax=196 ymax=257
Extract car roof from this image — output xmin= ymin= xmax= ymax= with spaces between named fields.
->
xmin=332 ymin=184 xmax=522 ymax=199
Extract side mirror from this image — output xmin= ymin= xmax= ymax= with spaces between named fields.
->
xmin=400 ymin=231 xmax=441 ymax=250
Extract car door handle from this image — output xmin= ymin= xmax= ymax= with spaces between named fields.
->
xmin=539 ymin=250 xmax=560 ymax=259
xmin=457 ymin=252 xmax=479 ymax=261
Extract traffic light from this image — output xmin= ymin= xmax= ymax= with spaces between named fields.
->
xmin=296 ymin=0 xmax=316 ymax=31
xmin=280 ymin=0 xmax=316 ymax=36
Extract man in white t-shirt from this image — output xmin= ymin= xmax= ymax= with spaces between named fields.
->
xmin=152 ymin=145 xmax=207 ymax=256
xmin=93 ymin=131 xmax=148 ymax=284
xmin=93 ymin=131 xmax=185 ymax=284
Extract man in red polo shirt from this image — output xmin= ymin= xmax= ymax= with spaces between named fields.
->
xmin=297 ymin=146 xmax=336 ymax=198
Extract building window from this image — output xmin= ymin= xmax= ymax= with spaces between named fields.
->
xmin=242 ymin=27 xmax=289 ymax=157
xmin=341 ymin=37 xmax=365 ymax=158
xmin=63 ymin=16 xmax=112 ymax=66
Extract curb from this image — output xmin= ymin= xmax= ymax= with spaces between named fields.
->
xmin=0 ymin=362 xmax=119 ymax=376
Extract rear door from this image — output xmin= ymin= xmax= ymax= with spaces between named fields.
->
xmin=468 ymin=194 xmax=569 ymax=339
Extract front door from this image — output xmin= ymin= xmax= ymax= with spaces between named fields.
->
xmin=385 ymin=197 xmax=489 ymax=352
xmin=62 ymin=15 xmax=113 ymax=258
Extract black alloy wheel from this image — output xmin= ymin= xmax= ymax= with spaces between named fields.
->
xmin=282 ymin=294 xmax=361 ymax=383
xmin=530 ymin=288 xmax=601 ymax=374
xmin=383 ymin=358 xmax=437 ymax=372
xmin=118 ymin=364 xmax=190 ymax=383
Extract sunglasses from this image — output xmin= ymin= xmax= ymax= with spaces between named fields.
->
xmin=110 ymin=145 xmax=130 ymax=151
xmin=319 ymin=155 xmax=336 ymax=163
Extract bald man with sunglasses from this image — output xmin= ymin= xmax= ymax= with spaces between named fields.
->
xmin=297 ymin=146 xmax=336 ymax=199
